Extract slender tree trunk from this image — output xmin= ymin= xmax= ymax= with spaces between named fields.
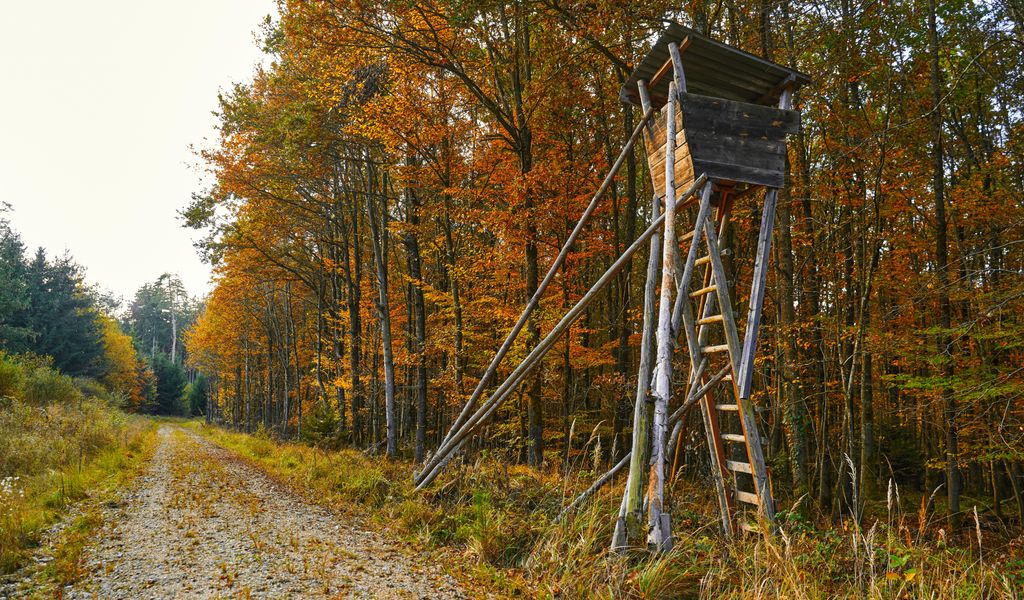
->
xmin=403 ymin=166 xmax=429 ymax=463
xmin=340 ymin=196 xmax=364 ymax=443
xmin=927 ymin=0 xmax=960 ymax=521
xmin=613 ymin=94 xmax=638 ymax=462
xmin=367 ymin=165 xmax=397 ymax=458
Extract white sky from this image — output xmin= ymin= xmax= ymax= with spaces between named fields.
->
xmin=0 ymin=0 xmax=277 ymax=303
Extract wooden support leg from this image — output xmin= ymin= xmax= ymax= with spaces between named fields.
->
xmin=647 ymin=82 xmax=682 ymax=553
xmin=738 ymin=188 xmax=778 ymax=399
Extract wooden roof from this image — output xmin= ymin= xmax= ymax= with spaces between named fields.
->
xmin=620 ymin=23 xmax=810 ymax=108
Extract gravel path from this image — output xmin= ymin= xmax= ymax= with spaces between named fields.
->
xmin=67 ymin=425 xmax=464 ymax=599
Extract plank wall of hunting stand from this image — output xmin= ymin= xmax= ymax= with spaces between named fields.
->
xmin=644 ymin=101 xmax=695 ymax=202
xmin=643 ymin=93 xmax=799 ymax=198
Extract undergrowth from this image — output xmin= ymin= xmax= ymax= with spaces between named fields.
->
xmin=185 ymin=422 xmax=1024 ymax=599
xmin=0 ymin=353 xmax=158 ymax=578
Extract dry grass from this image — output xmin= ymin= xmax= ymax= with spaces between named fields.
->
xmin=0 ymin=355 xmax=158 ymax=577
xmin=185 ymin=422 xmax=1024 ymax=599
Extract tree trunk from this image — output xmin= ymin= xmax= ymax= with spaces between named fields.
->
xmin=928 ymin=0 xmax=961 ymax=521
xmin=367 ymin=165 xmax=397 ymax=458
xmin=403 ymin=168 xmax=429 ymax=463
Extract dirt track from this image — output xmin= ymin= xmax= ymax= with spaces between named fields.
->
xmin=66 ymin=425 xmax=464 ymax=599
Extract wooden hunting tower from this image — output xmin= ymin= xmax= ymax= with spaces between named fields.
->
xmin=418 ymin=21 xmax=811 ymax=548
xmin=619 ymin=24 xmax=810 ymax=536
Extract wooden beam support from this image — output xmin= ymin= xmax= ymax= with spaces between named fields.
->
xmin=648 ymin=36 xmax=690 ymax=91
xmin=738 ymin=88 xmax=792 ymax=399
xmin=416 ymin=174 xmax=708 ymax=490
xmin=668 ymin=41 xmax=687 ymax=95
xmin=737 ymin=189 xmax=777 ymax=399
xmin=755 ymin=73 xmax=797 ymax=106
xmin=646 ymin=80 xmax=680 ymax=553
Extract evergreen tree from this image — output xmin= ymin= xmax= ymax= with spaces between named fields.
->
xmin=22 ymin=249 xmax=106 ymax=378
xmin=151 ymin=352 xmax=187 ymax=415
xmin=185 ymin=373 xmax=209 ymax=417
xmin=0 ymin=212 xmax=31 ymax=351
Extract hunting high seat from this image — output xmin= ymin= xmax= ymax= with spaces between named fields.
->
xmin=621 ymin=23 xmax=809 ymax=535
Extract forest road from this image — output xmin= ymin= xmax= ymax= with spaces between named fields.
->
xmin=68 ymin=425 xmax=465 ymax=599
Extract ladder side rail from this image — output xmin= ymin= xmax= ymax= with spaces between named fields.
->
xmin=701 ymin=214 xmax=776 ymax=521
xmin=678 ymin=273 xmax=734 ymax=535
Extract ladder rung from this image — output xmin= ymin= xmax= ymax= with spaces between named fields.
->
xmin=695 ymin=255 xmax=712 ymax=266
xmin=734 ymin=490 xmax=760 ymax=505
xmin=690 ymin=285 xmax=717 ymax=298
xmin=697 ymin=314 xmax=724 ymax=326
xmin=726 ymin=460 xmax=752 ymax=474
xmin=721 ymin=433 xmax=746 ymax=443
xmin=702 ymin=344 xmax=729 ymax=353
xmin=716 ymin=403 xmax=739 ymax=411
xmin=680 ymin=230 xmax=695 ymax=243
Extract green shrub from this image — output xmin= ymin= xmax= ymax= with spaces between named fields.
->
xmin=335 ymin=465 xmax=390 ymax=505
xmin=73 ymin=377 xmax=110 ymax=402
xmin=22 ymin=366 xmax=81 ymax=405
xmin=247 ymin=426 xmax=276 ymax=458
xmin=0 ymin=354 xmax=24 ymax=398
xmin=300 ymin=401 xmax=343 ymax=449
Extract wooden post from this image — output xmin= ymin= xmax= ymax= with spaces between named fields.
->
xmin=668 ymin=42 xmax=687 ymax=94
xmin=617 ymin=189 xmax=661 ymax=543
xmin=738 ymin=88 xmax=792 ymax=399
xmin=616 ymin=79 xmax=662 ymax=547
xmin=647 ymin=81 xmax=678 ymax=553
xmin=737 ymin=189 xmax=777 ymax=398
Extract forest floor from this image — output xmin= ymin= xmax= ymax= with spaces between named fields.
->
xmin=11 ymin=425 xmax=465 ymax=599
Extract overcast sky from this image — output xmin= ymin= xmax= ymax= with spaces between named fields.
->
xmin=0 ymin=0 xmax=277 ymax=303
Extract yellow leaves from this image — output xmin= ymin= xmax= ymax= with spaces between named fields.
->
xmin=99 ymin=315 xmax=142 ymax=403
xmin=884 ymin=569 xmax=919 ymax=583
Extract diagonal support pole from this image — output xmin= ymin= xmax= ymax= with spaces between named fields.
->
xmin=415 ymin=175 xmax=708 ymax=490
xmin=424 ymin=105 xmax=655 ymax=477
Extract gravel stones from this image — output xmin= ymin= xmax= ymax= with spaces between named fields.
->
xmin=63 ymin=426 xmax=465 ymax=599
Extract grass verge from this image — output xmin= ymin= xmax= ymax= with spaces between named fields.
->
xmin=0 ymin=400 xmax=158 ymax=589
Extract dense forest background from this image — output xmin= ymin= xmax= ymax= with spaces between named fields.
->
xmin=180 ymin=0 xmax=1024 ymax=525
xmin=0 ymin=209 xmax=204 ymax=416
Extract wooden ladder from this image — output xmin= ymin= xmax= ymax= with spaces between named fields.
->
xmin=675 ymin=191 xmax=775 ymax=536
